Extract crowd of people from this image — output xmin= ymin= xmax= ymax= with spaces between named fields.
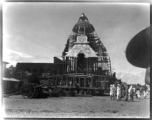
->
xmin=110 ymin=83 xmax=149 ymax=102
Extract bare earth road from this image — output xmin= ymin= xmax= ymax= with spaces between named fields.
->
xmin=3 ymin=94 xmax=150 ymax=118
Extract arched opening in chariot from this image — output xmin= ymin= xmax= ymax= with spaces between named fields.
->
xmin=77 ymin=53 xmax=86 ymax=73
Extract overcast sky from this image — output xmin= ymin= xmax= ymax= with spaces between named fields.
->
xmin=3 ymin=2 xmax=150 ymax=82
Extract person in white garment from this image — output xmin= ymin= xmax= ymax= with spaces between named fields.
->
xmin=110 ymin=84 xmax=113 ymax=100
xmin=112 ymin=84 xmax=116 ymax=100
xmin=110 ymin=84 xmax=115 ymax=100
xmin=136 ymin=86 xmax=141 ymax=99
xmin=128 ymin=85 xmax=134 ymax=102
xmin=142 ymin=84 xmax=148 ymax=98
xmin=128 ymin=85 xmax=131 ymax=100
xmin=117 ymin=84 xmax=121 ymax=101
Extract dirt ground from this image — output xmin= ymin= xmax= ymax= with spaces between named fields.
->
xmin=2 ymin=93 xmax=150 ymax=118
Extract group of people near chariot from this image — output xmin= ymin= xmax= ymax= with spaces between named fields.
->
xmin=110 ymin=83 xmax=149 ymax=102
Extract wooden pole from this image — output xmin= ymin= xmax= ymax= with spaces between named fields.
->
xmin=95 ymin=59 xmax=97 ymax=72
xmin=72 ymin=57 xmax=73 ymax=72
xmin=73 ymin=57 xmax=74 ymax=72
xmin=91 ymin=77 xmax=93 ymax=88
xmin=79 ymin=77 xmax=80 ymax=87
xmin=90 ymin=58 xmax=92 ymax=73
xmin=76 ymin=58 xmax=77 ymax=74
xmin=86 ymin=58 xmax=87 ymax=75
xmin=70 ymin=57 xmax=71 ymax=73
xmin=67 ymin=57 xmax=69 ymax=73
xmin=84 ymin=77 xmax=86 ymax=87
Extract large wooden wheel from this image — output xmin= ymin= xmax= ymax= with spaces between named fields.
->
xmin=32 ymin=83 xmax=42 ymax=98
xmin=20 ymin=83 xmax=36 ymax=98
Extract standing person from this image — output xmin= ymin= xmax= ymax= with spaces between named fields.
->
xmin=143 ymin=84 xmax=148 ymax=98
xmin=131 ymin=86 xmax=135 ymax=101
xmin=146 ymin=85 xmax=150 ymax=96
xmin=128 ymin=85 xmax=134 ymax=102
xmin=128 ymin=85 xmax=131 ymax=100
xmin=110 ymin=84 xmax=113 ymax=100
xmin=117 ymin=84 xmax=121 ymax=101
xmin=75 ymin=82 xmax=80 ymax=94
xmin=136 ymin=84 xmax=141 ymax=99
xmin=112 ymin=84 xmax=116 ymax=100
xmin=121 ymin=84 xmax=125 ymax=98
xmin=124 ymin=85 xmax=129 ymax=101
xmin=113 ymin=84 xmax=117 ymax=100
xmin=136 ymin=89 xmax=141 ymax=99
xmin=68 ymin=80 xmax=72 ymax=91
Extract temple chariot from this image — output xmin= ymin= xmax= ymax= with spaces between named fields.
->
xmin=43 ymin=13 xmax=117 ymax=95
xmin=17 ymin=13 xmax=119 ymax=98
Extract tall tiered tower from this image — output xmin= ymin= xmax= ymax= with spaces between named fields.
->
xmin=62 ymin=13 xmax=111 ymax=76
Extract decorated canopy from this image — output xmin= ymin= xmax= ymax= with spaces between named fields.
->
xmin=66 ymin=44 xmax=97 ymax=58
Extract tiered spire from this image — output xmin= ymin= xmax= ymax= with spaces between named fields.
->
xmin=62 ymin=14 xmax=111 ymax=71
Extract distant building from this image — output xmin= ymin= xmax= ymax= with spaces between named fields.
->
xmin=2 ymin=61 xmax=9 ymax=77
xmin=15 ymin=57 xmax=64 ymax=77
xmin=3 ymin=61 xmax=9 ymax=70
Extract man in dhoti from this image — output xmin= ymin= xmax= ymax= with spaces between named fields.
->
xmin=136 ymin=89 xmax=141 ymax=99
xmin=124 ymin=85 xmax=129 ymax=101
xmin=136 ymin=85 xmax=141 ymax=99
xmin=143 ymin=84 xmax=148 ymax=98
xmin=128 ymin=85 xmax=134 ymax=102
xmin=117 ymin=84 xmax=121 ymax=101
xmin=113 ymin=84 xmax=116 ymax=100
xmin=110 ymin=84 xmax=113 ymax=100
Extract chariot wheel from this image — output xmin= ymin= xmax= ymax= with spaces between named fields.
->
xmin=32 ymin=83 xmax=42 ymax=98
xmin=20 ymin=83 xmax=36 ymax=98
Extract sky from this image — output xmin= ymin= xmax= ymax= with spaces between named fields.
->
xmin=3 ymin=2 xmax=150 ymax=84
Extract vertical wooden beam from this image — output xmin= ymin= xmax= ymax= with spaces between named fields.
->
xmin=74 ymin=57 xmax=76 ymax=74
xmin=73 ymin=57 xmax=74 ymax=72
xmin=55 ymin=76 xmax=57 ymax=86
xmin=70 ymin=57 xmax=72 ymax=73
xmin=67 ymin=57 xmax=69 ymax=73
xmin=72 ymin=77 xmax=74 ymax=87
xmin=65 ymin=57 xmax=67 ymax=73
xmin=79 ymin=77 xmax=80 ymax=87
xmin=73 ymin=76 xmax=75 ymax=87
xmin=87 ymin=58 xmax=88 ymax=75
xmin=86 ymin=58 xmax=87 ymax=75
xmin=90 ymin=58 xmax=92 ymax=73
xmin=72 ymin=57 xmax=73 ymax=72
xmin=69 ymin=57 xmax=71 ymax=73
xmin=84 ymin=77 xmax=86 ymax=87
xmin=76 ymin=58 xmax=77 ymax=74
xmin=95 ymin=59 xmax=96 ymax=72
xmin=91 ymin=77 xmax=93 ymax=88
xmin=98 ymin=77 xmax=99 ymax=88
xmin=87 ymin=58 xmax=89 ymax=74
xmin=88 ymin=58 xmax=90 ymax=73
xmin=69 ymin=57 xmax=70 ymax=73
xmin=94 ymin=58 xmax=96 ymax=72
xmin=66 ymin=75 xmax=67 ymax=86
xmin=96 ymin=58 xmax=98 ymax=72
xmin=95 ymin=58 xmax=97 ymax=72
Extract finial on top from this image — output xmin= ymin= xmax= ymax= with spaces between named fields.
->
xmin=78 ymin=13 xmax=89 ymax=22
